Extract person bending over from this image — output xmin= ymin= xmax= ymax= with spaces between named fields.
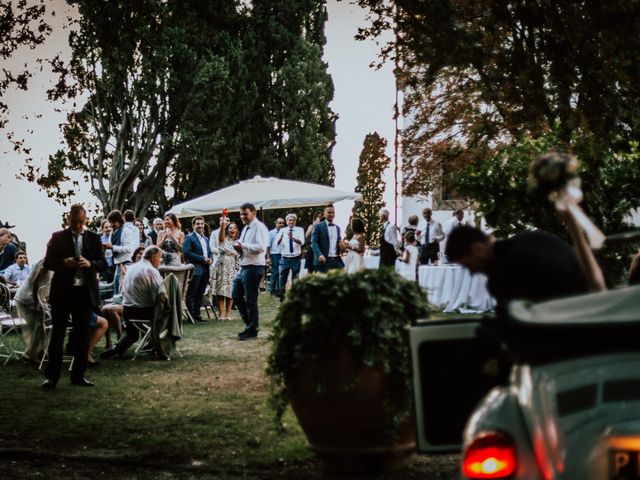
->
xmin=445 ymin=226 xmax=589 ymax=311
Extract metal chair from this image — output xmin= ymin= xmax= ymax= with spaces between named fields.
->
xmin=201 ymin=285 xmax=219 ymax=321
xmin=159 ymin=264 xmax=195 ymax=323
xmin=37 ymin=286 xmax=74 ymax=371
xmin=0 ymin=283 xmax=25 ymax=364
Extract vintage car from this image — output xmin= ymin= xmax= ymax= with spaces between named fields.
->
xmin=410 ymin=285 xmax=640 ymax=479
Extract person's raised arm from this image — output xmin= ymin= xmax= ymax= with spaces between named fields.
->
xmin=560 ymin=209 xmax=606 ymax=292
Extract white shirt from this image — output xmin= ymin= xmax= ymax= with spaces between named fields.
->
xmin=209 ymin=228 xmax=220 ymax=256
xmin=197 ymin=233 xmax=209 ymax=260
xmin=277 ymin=226 xmax=305 ymax=257
xmin=382 ymin=221 xmax=400 ymax=247
xmin=268 ymin=228 xmax=283 ymax=255
xmin=112 ymin=225 xmax=139 ymax=265
xmin=239 ymin=218 xmax=269 ymax=267
xmin=122 ymin=259 xmax=163 ymax=308
xmin=72 ymin=231 xmax=86 ymax=286
xmin=444 ymin=218 xmax=466 ymax=237
xmin=4 ymin=263 xmax=31 ymax=284
xmin=417 ymin=219 xmax=445 ymax=244
xmin=327 ymin=220 xmax=339 ymax=257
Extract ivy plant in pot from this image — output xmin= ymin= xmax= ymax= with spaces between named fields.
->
xmin=267 ymin=268 xmax=430 ymax=473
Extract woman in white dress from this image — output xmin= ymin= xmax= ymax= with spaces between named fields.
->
xmin=396 ymin=231 xmax=419 ymax=282
xmin=343 ymin=218 xmax=366 ymax=274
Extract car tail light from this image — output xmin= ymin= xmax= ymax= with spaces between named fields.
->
xmin=462 ymin=431 xmax=517 ymax=479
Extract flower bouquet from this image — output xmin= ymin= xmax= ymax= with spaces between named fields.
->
xmin=529 ymin=152 xmax=605 ymax=249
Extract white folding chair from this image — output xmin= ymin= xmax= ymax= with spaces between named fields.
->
xmin=37 ymin=286 xmax=74 ymax=371
xmin=129 ymin=317 xmax=153 ymax=361
xmin=0 ymin=283 xmax=28 ymax=364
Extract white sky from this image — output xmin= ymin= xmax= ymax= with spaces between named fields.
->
xmin=0 ymin=0 xmax=398 ymax=261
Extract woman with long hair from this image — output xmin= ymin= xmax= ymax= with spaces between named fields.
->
xmin=343 ymin=218 xmax=366 ymax=273
xmin=157 ymin=213 xmax=184 ymax=266
xmin=210 ymin=219 xmax=241 ymax=320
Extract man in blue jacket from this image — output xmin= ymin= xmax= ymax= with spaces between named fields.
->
xmin=183 ymin=216 xmax=212 ymax=322
xmin=312 ymin=204 xmax=345 ymax=273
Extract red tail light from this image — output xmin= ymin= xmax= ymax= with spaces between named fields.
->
xmin=462 ymin=431 xmax=517 ymax=479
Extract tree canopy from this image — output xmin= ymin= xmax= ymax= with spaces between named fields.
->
xmin=356 ymin=0 xmax=640 ymax=235
xmin=24 ymin=0 xmax=336 ymax=217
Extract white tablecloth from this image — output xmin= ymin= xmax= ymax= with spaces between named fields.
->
xmin=299 ymin=256 xmax=379 ymax=278
xmin=418 ymin=264 xmax=495 ymax=313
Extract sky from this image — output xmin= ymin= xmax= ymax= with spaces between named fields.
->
xmin=0 ymin=1 xmax=400 ymax=261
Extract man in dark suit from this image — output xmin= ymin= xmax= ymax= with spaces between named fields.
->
xmin=42 ymin=204 xmax=106 ymax=390
xmin=312 ymin=204 xmax=345 ymax=273
xmin=183 ymin=216 xmax=212 ymax=322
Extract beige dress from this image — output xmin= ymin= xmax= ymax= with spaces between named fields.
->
xmin=210 ymin=239 xmax=240 ymax=298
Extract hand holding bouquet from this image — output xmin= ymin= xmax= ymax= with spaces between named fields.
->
xmin=529 ymin=152 xmax=605 ymax=249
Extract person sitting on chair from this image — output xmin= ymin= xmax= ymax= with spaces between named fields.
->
xmin=101 ymin=246 xmax=164 ymax=359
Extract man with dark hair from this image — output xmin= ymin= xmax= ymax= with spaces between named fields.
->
xmin=104 ymin=209 xmax=138 ymax=294
xmin=266 ymin=218 xmax=285 ymax=297
xmin=41 ymin=204 xmax=106 ymax=389
xmin=183 ymin=216 xmax=212 ymax=322
xmin=0 ymin=228 xmax=17 ymax=272
xmin=418 ymin=208 xmax=445 ymax=265
xmin=3 ymin=251 xmax=30 ymax=285
xmin=312 ymin=204 xmax=345 ymax=272
xmin=446 ymin=225 xmax=588 ymax=309
xmin=232 ymin=203 xmax=269 ymax=340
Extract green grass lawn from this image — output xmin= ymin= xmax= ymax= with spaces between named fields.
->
xmin=0 ymin=295 xmax=463 ymax=478
xmin=0 ymin=296 xmax=312 ymax=473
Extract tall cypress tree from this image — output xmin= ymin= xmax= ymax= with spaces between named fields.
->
xmin=352 ymin=132 xmax=390 ymax=246
xmin=248 ymin=0 xmax=336 ymax=185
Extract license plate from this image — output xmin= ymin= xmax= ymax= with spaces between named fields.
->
xmin=610 ymin=449 xmax=640 ymax=479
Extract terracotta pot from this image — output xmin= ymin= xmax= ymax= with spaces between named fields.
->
xmin=288 ymin=348 xmax=416 ymax=473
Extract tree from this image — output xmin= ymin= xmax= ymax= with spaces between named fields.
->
xmin=356 ymin=1 xmax=640 ymax=234
xmin=352 ymin=132 xmax=390 ymax=246
xmin=0 ymin=0 xmax=51 ymax=129
xmin=25 ymin=0 xmax=336 ymax=217
xmin=246 ymin=0 xmax=336 ymax=185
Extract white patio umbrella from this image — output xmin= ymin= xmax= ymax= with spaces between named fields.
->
xmin=167 ymin=176 xmax=363 ymax=218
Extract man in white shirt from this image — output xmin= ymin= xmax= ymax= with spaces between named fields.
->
xmin=444 ymin=210 xmax=467 ymax=237
xmin=209 ymin=216 xmax=228 ymax=263
xmin=104 ymin=210 xmax=139 ymax=294
xmin=266 ymin=218 xmax=285 ymax=297
xmin=101 ymin=246 xmax=164 ymax=358
xmin=417 ymin=208 xmax=445 ymax=265
xmin=276 ymin=213 xmax=305 ymax=301
xmin=3 ymin=251 xmax=31 ymax=285
xmin=232 ymin=203 xmax=269 ymax=340
xmin=378 ymin=208 xmax=400 ymax=268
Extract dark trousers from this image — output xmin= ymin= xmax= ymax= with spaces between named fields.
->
xmin=315 ymin=256 xmax=345 ymax=273
xmin=279 ymin=256 xmax=302 ymax=300
xmin=187 ymin=271 xmax=209 ymax=321
xmin=269 ymin=254 xmax=282 ymax=295
xmin=232 ymin=265 xmax=264 ymax=333
xmin=45 ymin=286 xmax=91 ymax=383
xmin=419 ymin=242 xmax=440 ymax=265
xmin=113 ymin=305 xmax=155 ymax=355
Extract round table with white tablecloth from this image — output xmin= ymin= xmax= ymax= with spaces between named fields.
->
xmin=418 ymin=264 xmax=495 ymax=313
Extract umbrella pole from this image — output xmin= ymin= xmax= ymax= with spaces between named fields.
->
xmin=260 ymin=207 xmax=264 ymax=222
